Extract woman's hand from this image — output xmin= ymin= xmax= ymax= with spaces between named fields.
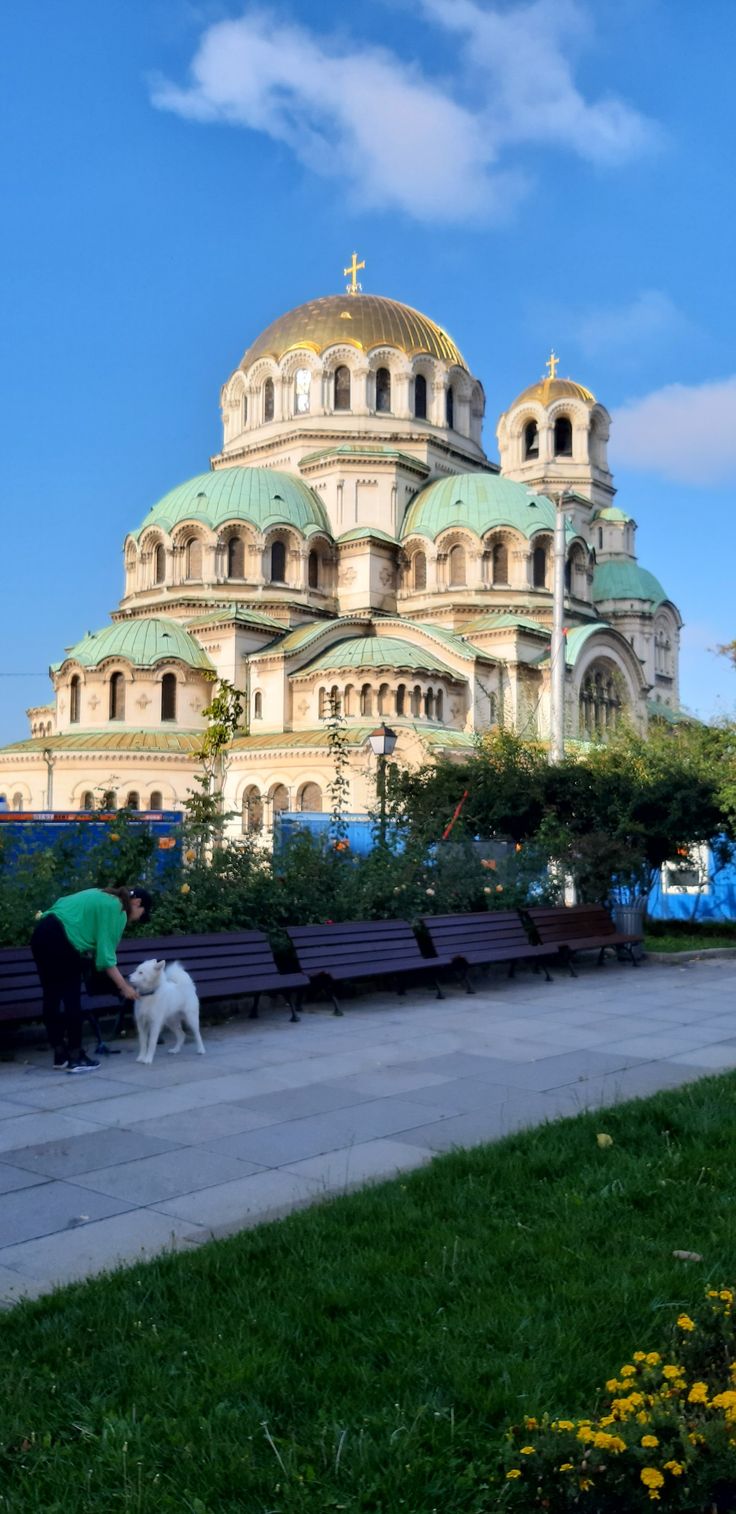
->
xmin=120 ymin=981 xmax=139 ymax=1001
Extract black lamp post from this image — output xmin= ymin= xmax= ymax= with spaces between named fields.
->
xmin=368 ymin=724 xmax=398 ymax=846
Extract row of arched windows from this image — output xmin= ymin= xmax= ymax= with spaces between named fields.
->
xmin=254 ymin=370 xmax=456 ymax=424
xmin=68 ymin=673 xmax=178 ymax=724
xmin=78 ymin=790 xmax=164 ymax=811
xmin=145 ymin=539 xmax=322 ymax=589
xmin=407 ymin=544 xmax=549 ymax=592
xmin=524 ymin=415 xmax=573 ymax=460
xmin=317 ymin=682 xmax=445 ymax=721
xmin=579 ymin=666 xmax=623 ymax=737
xmin=241 ymin=781 xmax=322 ymax=833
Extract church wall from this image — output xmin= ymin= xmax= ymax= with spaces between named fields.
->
xmin=52 ymin=664 xmax=212 ymax=734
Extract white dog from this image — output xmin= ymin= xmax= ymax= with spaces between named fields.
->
xmin=128 ymin=959 xmax=205 ymax=1065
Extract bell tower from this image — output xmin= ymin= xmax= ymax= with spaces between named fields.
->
xmin=496 ymin=356 xmax=615 ymax=512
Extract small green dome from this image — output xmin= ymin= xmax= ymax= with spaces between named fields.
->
xmin=134 ymin=468 xmax=332 ymax=540
xmin=595 ymin=506 xmax=632 ymax=523
xmin=592 ymin=561 xmax=667 ymax=607
xmin=62 ymin=618 xmax=214 ymax=671
xmin=299 ymin=635 xmax=453 ymax=676
xmin=401 ymin=473 xmax=563 ymax=542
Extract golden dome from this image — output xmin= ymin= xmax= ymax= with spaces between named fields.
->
xmin=513 ymin=376 xmax=596 ymax=408
xmin=240 ymin=294 xmax=467 ymax=370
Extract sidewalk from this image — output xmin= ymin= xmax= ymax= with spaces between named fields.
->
xmin=0 ymin=955 xmax=734 ymax=1304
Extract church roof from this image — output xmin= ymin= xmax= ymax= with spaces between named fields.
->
xmin=295 ymin=635 xmax=456 ymax=678
xmin=401 ymin=473 xmax=574 ymax=542
xmin=58 ymin=618 xmax=214 ymax=671
xmin=240 ymin=294 xmax=467 ymax=369
xmin=133 ymin=468 xmax=331 ymax=540
xmin=592 ymin=560 xmax=668 ymax=608
xmin=0 ymin=730 xmax=204 ymax=754
xmin=512 ymin=376 xmax=596 ymax=408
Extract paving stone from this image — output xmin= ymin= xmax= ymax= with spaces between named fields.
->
xmin=73 ymin=1148 xmax=264 ymax=1205
xmin=204 ymin=1095 xmax=453 ymax=1168
xmin=284 ymin=1137 xmax=433 ymax=1190
xmin=670 ymin=1043 xmax=736 ymax=1070
xmin=0 ymin=1179 xmax=134 ymax=1248
xmin=0 ymin=1162 xmax=49 ymax=1195
xmin=0 ymin=1267 xmax=49 ymax=1305
xmin=1 ymin=1076 xmax=142 ymax=1113
xmin=238 ymin=1081 xmax=376 ymax=1123
xmin=8 ymin=1127 xmax=183 ymax=1179
xmin=70 ymin=1068 xmax=294 ymax=1127
xmin=0 ymin=1209 xmax=206 ymax=1286
xmin=0 ymin=1111 xmax=101 ymax=1156
xmin=155 ymin=1169 xmax=322 ymax=1232
xmin=130 ymin=1103 xmax=277 ymax=1145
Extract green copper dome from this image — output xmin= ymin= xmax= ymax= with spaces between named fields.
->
xmin=592 ymin=561 xmax=667 ymax=607
xmin=401 ymin=473 xmax=568 ymax=542
xmin=297 ymin=635 xmax=454 ymax=677
xmin=60 ymin=618 xmax=214 ymax=671
xmin=134 ymin=468 xmax=331 ymax=540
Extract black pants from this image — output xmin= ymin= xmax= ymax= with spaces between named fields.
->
xmin=31 ymin=915 xmax=86 ymax=1053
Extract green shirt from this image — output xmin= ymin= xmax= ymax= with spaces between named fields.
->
xmin=45 ymin=889 xmax=127 ymax=969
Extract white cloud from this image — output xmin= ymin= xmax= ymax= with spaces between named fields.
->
xmin=573 ymin=290 xmax=689 ymax=358
xmin=613 ymin=376 xmax=736 ymax=484
xmin=151 ymin=2 xmax=657 ymax=224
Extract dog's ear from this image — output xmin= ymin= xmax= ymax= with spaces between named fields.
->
xmin=156 ymin=959 xmax=166 ymax=972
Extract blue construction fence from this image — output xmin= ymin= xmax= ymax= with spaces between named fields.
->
xmin=0 ymin=810 xmax=184 ymax=881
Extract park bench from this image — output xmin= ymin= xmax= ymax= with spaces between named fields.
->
xmin=287 ymin=918 xmax=453 ymax=1015
xmin=525 ymin=904 xmax=643 ymax=974
xmin=0 ymin=931 xmax=308 ymax=1049
xmin=420 ymin=910 xmax=554 ymax=991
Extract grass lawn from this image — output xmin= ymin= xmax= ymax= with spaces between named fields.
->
xmin=645 ymin=932 xmax=736 ymax=953
xmin=1 ymin=1074 xmax=736 ymax=1512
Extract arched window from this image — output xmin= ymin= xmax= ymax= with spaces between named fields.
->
xmin=270 ymin=784 xmax=289 ymax=822
xmin=378 ymin=683 xmax=390 ymax=716
xmin=579 ymin=662 xmax=623 ymax=737
xmin=242 ymin=786 xmax=263 ymax=834
xmin=149 ymin=790 xmax=163 ymax=810
xmin=449 ymin=544 xmax=466 ymax=587
xmin=299 ymin=782 xmax=322 ymax=813
xmin=598 ymin=527 xmax=603 ymax=549
xmin=413 ymin=551 xmax=427 ymax=592
xmin=414 ymin=373 xmax=427 ymax=419
xmin=109 ymin=672 xmax=125 ymax=721
xmin=329 ymin=685 xmax=341 ymax=717
xmin=161 ymin=673 xmax=177 ymax=722
xmin=263 ymin=378 xmax=274 ymax=422
xmin=184 ymin=538 xmax=202 ymax=580
xmin=396 ymin=684 xmax=406 ymax=716
xmin=435 ymin=689 xmax=444 ymax=722
xmin=318 ymin=687 xmax=328 ymax=720
xmin=253 ymin=690 xmax=263 ymax=719
xmin=445 ymin=386 xmax=454 ymax=428
xmin=343 ymin=684 xmax=354 ymax=716
xmin=492 ymin=543 xmax=508 ymax=585
xmin=532 ymin=545 xmax=547 ymax=588
xmin=308 ymin=550 xmax=319 ymax=589
xmin=70 ymin=675 xmax=80 ymax=724
xmin=270 ymin=540 xmax=286 ymax=583
xmin=154 ymin=544 xmax=166 ymax=584
xmin=425 ymin=689 xmax=435 ymax=720
xmin=294 ymin=368 xmax=310 ymax=414
xmin=334 ymin=365 xmax=351 ymax=411
xmin=554 ymin=415 xmax=573 ymax=456
xmin=375 ymin=367 xmax=391 ymax=413
xmin=126 ymin=791 xmax=140 ymax=811
xmin=12 ymin=791 xmax=23 ymax=810
xmin=227 ymin=536 xmax=245 ymax=578
xmin=411 ymin=685 xmax=422 ymax=717
xmin=242 ymin=393 xmax=248 ymax=427
xmin=524 ymin=420 xmax=539 ymax=459
xmin=360 ymin=683 xmax=373 ymax=717
xmin=81 ymin=791 xmax=94 ymax=811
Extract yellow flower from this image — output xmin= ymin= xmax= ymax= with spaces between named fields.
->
xmin=596 ymin=1133 xmax=614 ymax=1148
xmin=579 ymin=1478 xmax=593 ymax=1492
xmin=180 ymin=883 xmax=191 ymax=895
xmin=711 ymin=1390 xmax=736 ymax=1410
xmin=645 ymin=1353 xmax=661 ymax=1366
xmin=559 ymin=1463 xmax=574 ymax=1472
xmin=556 ymin=1420 xmax=575 ymax=1432
xmin=593 ymin=1432 xmax=626 ymax=1453
xmin=689 ymin=1432 xmax=705 ymax=1446
xmin=676 ymin=1313 xmax=695 ymax=1332
xmin=641 ymin=1435 xmax=659 ymax=1448
xmin=109 ymin=832 xmax=120 ymax=842
xmin=662 ymin=1365 xmax=682 ymax=1380
xmin=506 ymin=1469 xmax=521 ymax=1480
xmin=620 ymin=1364 xmax=636 ymax=1377
xmin=520 ymin=1446 xmax=535 ymax=1455
xmin=577 ymin=1427 xmax=595 ymax=1443
xmin=641 ymin=1468 xmax=665 ymax=1490
xmin=184 ymin=849 xmax=196 ymax=862
xmin=636 ymin=1411 xmax=651 ymax=1424
xmin=688 ymin=1382 xmax=709 ymax=1403
xmin=664 ymin=1461 xmax=684 ymax=1476
xmin=523 ymin=1418 xmax=538 ymax=1430
xmin=633 ymin=1352 xmax=647 ymax=1363
xmin=606 ymin=1379 xmax=620 ymax=1393
xmin=720 ymin=1289 xmax=733 ymax=1303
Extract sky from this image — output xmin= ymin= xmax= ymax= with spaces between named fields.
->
xmin=1 ymin=0 xmax=735 ymax=745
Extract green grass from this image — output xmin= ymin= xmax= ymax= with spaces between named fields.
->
xmin=2 ymin=1075 xmax=736 ymax=1513
xmin=645 ymin=932 xmax=736 ymax=952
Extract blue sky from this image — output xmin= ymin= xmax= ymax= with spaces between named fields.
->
xmin=1 ymin=0 xmax=735 ymax=745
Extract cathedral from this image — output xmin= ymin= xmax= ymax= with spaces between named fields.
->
xmin=0 ymin=260 xmax=683 ymax=834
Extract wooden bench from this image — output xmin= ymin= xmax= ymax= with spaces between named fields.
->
xmin=421 ymin=910 xmax=554 ymax=990
xmin=287 ymin=919 xmax=453 ymax=1015
xmin=0 ymin=931 xmax=308 ymax=1049
xmin=525 ymin=904 xmax=643 ymax=975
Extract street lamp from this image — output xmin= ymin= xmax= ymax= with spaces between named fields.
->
xmin=550 ymin=492 xmax=572 ymax=764
xmin=368 ymin=724 xmax=398 ymax=846
xmin=41 ymin=747 xmax=55 ymax=811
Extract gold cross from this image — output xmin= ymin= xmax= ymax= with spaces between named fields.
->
xmin=343 ymin=251 xmax=365 ymax=295
xmin=546 ymin=349 xmax=559 ymax=380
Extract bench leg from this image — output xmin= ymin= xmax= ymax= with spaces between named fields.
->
xmin=329 ymin=990 xmax=343 ymax=1017
xmin=460 ymin=965 xmax=476 ymax=995
xmin=597 ymin=947 xmax=606 ymax=967
xmin=433 ymin=974 xmax=445 ymax=1001
xmin=564 ymin=950 xmax=578 ymax=979
xmin=249 ymin=993 xmax=261 ymax=1019
xmin=508 ymin=960 xmax=516 ymax=979
xmin=85 ymin=1009 xmax=122 ymax=1057
xmin=284 ymin=992 xmax=300 ymax=1024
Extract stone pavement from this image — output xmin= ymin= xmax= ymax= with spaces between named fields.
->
xmin=0 ymin=955 xmax=734 ymax=1304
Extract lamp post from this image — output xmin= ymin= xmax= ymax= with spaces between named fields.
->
xmin=41 ymin=747 xmax=55 ymax=810
xmin=550 ymin=493 xmax=570 ymax=763
xmin=368 ymin=724 xmax=398 ymax=846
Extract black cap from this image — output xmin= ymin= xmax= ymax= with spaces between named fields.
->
xmin=130 ymin=886 xmax=153 ymax=924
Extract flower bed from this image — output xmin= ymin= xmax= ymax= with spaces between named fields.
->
xmin=498 ymin=1288 xmax=736 ymax=1511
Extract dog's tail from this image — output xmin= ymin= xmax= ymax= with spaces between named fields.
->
xmin=163 ymin=961 xmax=188 ymax=984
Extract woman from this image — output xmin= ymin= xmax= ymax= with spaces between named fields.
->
xmin=31 ymin=885 xmax=152 ymax=1073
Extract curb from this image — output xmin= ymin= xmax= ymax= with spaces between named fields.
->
xmin=645 ymin=946 xmax=736 ymax=964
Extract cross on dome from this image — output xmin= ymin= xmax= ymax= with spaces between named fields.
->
xmin=343 ymin=251 xmax=365 ymax=295
xmin=546 ymin=349 xmax=559 ymax=380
